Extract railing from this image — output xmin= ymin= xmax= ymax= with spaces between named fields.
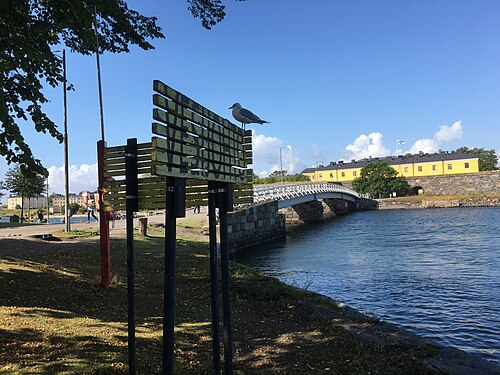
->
xmin=253 ymin=182 xmax=360 ymax=204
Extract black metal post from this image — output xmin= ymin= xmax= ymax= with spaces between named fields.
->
xmin=94 ymin=3 xmax=106 ymax=143
xmin=219 ymin=182 xmax=234 ymax=375
xmin=208 ymin=181 xmax=221 ymax=374
xmin=163 ymin=177 xmax=177 ymax=375
xmin=125 ymin=138 xmax=138 ymax=374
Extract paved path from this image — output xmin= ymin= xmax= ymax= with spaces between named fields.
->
xmin=0 ymin=209 xmax=207 ymax=239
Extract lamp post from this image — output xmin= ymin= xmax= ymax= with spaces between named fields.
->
xmin=62 ymin=49 xmax=71 ymax=232
xmin=279 ymin=146 xmax=289 ymax=184
xmin=396 ymin=139 xmax=405 ymax=158
xmin=315 ymin=161 xmax=324 ymax=182
xmin=46 ymin=178 xmax=50 ymax=224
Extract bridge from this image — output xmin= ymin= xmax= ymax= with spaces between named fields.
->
xmin=253 ymin=182 xmax=360 ymax=209
xmin=228 ymin=182 xmax=376 ymax=252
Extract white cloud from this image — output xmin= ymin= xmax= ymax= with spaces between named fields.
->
xmin=409 ymin=120 xmax=462 ymax=154
xmin=48 ymin=163 xmax=98 ymax=195
xmin=434 ymin=121 xmax=463 ymax=142
xmin=343 ymin=132 xmax=390 ymax=160
xmin=408 ymin=138 xmax=439 ymax=154
xmin=252 ymin=132 xmax=306 ymax=177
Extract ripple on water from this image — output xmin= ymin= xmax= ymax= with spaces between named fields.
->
xmin=236 ymin=207 xmax=500 ymax=366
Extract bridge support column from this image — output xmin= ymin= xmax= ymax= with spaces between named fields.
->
xmin=322 ymin=199 xmax=350 ymax=215
xmin=282 ymin=201 xmax=324 ymax=224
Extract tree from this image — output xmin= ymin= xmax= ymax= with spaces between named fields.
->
xmin=457 ymin=147 xmax=498 ymax=171
xmin=352 ymin=161 xmax=410 ymax=198
xmin=1 ymin=0 xmax=237 ymax=175
xmin=4 ymin=165 xmax=46 ymax=220
xmin=254 ymin=172 xmax=309 ymax=185
xmin=68 ymin=202 xmax=81 ymax=216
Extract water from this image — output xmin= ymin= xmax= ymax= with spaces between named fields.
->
xmin=235 ymin=207 xmax=500 ymax=365
xmin=0 ymin=216 xmax=96 ymax=224
xmin=47 ymin=216 xmax=97 ymax=224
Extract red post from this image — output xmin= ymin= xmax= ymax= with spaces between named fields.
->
xmin=97 ymin=140 xmax=111 ymax=287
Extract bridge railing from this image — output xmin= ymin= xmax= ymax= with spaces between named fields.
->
xmin=253 ymin=182 xmax=360 ymax=204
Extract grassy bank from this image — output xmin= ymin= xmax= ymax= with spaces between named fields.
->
xmin=0 ymin=231 xmax=440 ymax=374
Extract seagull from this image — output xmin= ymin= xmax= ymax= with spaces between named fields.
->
xmin=229 ymin=103 xmax=269 ymax=130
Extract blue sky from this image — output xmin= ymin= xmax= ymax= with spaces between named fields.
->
xmin=1 ymin=0 xmax=500 ymax=201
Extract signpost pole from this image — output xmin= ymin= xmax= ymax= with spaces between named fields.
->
xmin=163 ymin=176 xmax=177 ymax=375
xmin=125 ymin=138 xmax=138 ymax=374
xmin=97 ymin=140 xmax=111 ymax=287
xmin=219 ymin=182 xmax=234 ymax=375
xmin=208 ymin=181 xmax=221 ymax=373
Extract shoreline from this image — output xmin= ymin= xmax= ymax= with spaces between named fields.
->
xmin=2 ymin=209 xmax=499 ymax=373
xmin=280 ymin=284 xmax=500 ymax=374
xmin=376 ymin=195 xmax=500 ymax=210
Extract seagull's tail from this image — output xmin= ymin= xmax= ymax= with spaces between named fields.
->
xmin=260 ymin=120 xmax=270 ymax=124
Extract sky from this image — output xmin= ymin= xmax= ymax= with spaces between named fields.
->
xmin=2 ymin=0 xmax=500 ymax=202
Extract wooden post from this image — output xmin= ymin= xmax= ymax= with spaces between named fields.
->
xmin=125 ymin=138 xmax=138 ymax=374
xmin=138 ymin=218 xmax=148 ymax=236
xmin=97 ymin=140 xmax=111 ymax=288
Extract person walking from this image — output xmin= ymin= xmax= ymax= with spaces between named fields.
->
xmin=87 ymin=198 xmax=98 ymax=223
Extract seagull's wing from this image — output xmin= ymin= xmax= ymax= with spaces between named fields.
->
xmin=239 ymin=108 xmax=263 ymax=122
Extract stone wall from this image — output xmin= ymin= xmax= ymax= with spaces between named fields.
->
xmin=341 ymin=171 xmax=500 ymax=196
xmin=228 ymin=201 xmax=285 ymax=253
xmin=377 ymin=196 xmax=500 ymax=210
xmin=407 ymin=171 xmax=500 ymax=195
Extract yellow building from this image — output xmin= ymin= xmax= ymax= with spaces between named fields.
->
xmin=302 ymin=150 xmax=479 ymax=183
xmin=7 ymin=196 xmax=47 ymax=210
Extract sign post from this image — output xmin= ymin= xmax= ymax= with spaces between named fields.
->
xmin=99 ymin=81 xmax=254 ymax=374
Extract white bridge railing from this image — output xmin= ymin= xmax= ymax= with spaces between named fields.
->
xmin=253 ymin=183 xmax=360 ymax=204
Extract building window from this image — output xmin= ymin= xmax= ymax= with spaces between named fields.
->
xmin=319 ymin=173 xmax=323 ymax=179
xmin=341 ymin=172 xmax=345 ymax=177
xmin=465 ymin=162 xmax=469 ymax=169
xmin=432 ymin=165 xmax=437 ymax=171
xmin=353 ymin=171 xmax=357 ymax=177
xmin=404 ymin=167 xmax=409 ymax=173
xmin=330 ymin=173 xmax=334 ymax=178
xmin=417 ymin=166 xmax=423 ymax=172
xmin=447 ymin=164 xmax=452 ymax=170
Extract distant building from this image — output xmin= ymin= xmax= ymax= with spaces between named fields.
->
xmin=52 ymin=193 xmax=83 ymax=209
xmin=81 ymin=191 xmax=99 ymax=206
xmin=7 ymin=196 xmax=48 ymax=210
xmin=8 ymin=191 xmax=100 ymax=213
xmin=302 ymin=150 xmax=480 ymax=183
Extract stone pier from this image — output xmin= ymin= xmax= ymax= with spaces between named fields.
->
xmin=227 ymin=201 xmax=285 ymax=253
xmin=281 ymin=201 xmax=324 ymax=224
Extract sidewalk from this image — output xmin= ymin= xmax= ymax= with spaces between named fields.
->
xmin=0 ymin=208 xmax=206 ymax=238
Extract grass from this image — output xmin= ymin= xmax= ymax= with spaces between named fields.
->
xmin=176 ymin=216 xmax=206 ymax=229
xmin=54 ymin=228 xmax=101 ymax=239
xmin=0 ymin=232 xmax=441 ymax=374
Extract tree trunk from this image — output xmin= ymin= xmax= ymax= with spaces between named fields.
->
xmin=21 ymin=195 xmax=24 ymax=222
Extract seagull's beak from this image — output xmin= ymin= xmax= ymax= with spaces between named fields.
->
xmin=229 ymin=105 xmax=234 ymax=109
